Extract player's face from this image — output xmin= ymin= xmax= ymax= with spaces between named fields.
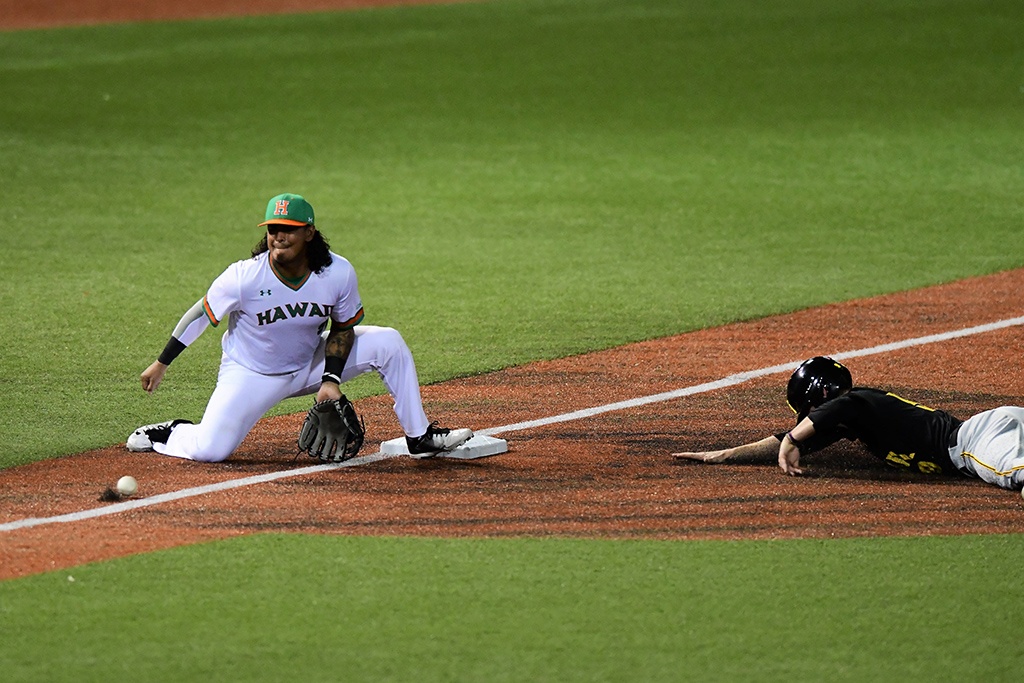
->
xmin=267 ymin=224 xmax=314 ymax=270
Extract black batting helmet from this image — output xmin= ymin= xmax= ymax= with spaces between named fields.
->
xmin=786 ymin=356 xmax=853 ymax=420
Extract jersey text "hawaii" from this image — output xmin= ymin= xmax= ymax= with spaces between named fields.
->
xmin=256 ymin=302 xmax=334 ymax=326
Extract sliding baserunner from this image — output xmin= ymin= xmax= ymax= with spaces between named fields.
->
xmin=674 ymin=356 xmax=1024 ymax=492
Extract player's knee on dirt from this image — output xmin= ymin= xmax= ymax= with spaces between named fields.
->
xmin=185 ymin=425 xmax=244 ymax=463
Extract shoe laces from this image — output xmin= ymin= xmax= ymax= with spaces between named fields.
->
xmin=425 ymin=421 xmax=450 ymax=437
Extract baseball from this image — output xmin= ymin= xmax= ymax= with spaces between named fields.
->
xmin=116 ymin=475 xmax=138 ymax=497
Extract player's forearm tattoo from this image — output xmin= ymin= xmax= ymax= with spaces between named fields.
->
xmin=323 ymin=328 xmax=355 ymax=382
xmin=326 ymin=328 xmax=354 ymax=359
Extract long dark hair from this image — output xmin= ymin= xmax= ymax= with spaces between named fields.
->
xmin=252 ymin=228 xmax=333 ymax=274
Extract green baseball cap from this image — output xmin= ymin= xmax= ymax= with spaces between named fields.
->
xmin=259 ymin=193 xmax=315 ymax=227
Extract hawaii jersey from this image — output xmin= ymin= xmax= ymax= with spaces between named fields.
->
xmin=202 ymin=251 xmax=364 ymax=375
xmin=805 ymin=388 xmax=963 ymax=475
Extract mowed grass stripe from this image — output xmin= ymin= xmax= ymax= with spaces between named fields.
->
xmin=2 ymin=534 xmax=1022 ymax=682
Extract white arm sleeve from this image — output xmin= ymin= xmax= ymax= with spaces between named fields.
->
xmin=171 ymin=298 xmax=211 ymax=346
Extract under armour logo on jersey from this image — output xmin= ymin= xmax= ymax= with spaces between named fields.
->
xmin=274 ymin=200 xmax=290 ymax=216
xmin=260 ymin=289 xmax=272 ymax=296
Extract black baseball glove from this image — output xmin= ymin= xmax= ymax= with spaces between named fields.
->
xmin=297 ymin=396 xmax=365 ymax=462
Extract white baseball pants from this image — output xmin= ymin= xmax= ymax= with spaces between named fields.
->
xmin=948 ymin=407 xmax=1024 ymax=491
xmin=155 ymin=325 xmax=431 ymax=462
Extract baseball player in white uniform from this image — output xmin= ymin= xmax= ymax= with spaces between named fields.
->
xmin=127 ymin=193 xmax=472 ymax=461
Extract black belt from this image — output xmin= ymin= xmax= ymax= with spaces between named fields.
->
xmin=948 ymin=423 xmax=962 ymax=449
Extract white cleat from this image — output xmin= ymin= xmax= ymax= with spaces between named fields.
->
xmin=126 ymin=419 xmax=191 ymax=452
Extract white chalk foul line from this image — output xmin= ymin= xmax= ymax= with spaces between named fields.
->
xmin=0 ymin=453 xmax=390 ymax=533
xmin=3 ymin=314 xmax=1023 ymax=534
xmin=480 ymin=314 xmax=1024 ymax=436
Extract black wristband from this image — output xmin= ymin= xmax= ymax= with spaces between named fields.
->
xmin=324 ymin=355 xmax=345 ymax=377
xmin=157 ymin=337 xmax=187 ymax=365
xmin=321 ymin=372 xmax=342 ymax=386
xmin=786 ymin=431 xmax=804 ymax=454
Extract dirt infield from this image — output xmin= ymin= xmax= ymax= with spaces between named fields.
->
xmin=2 ymin=269 xmax=1024 ymax=579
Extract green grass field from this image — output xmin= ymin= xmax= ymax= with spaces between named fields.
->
xmin=2 ymin=533 xmax=1022 ymax=682
xmin=1 ymin=0 xmax=1022 ymax=680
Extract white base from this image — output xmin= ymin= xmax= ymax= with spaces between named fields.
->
xmin=381 ymin=434 xmax=508 ymax=460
